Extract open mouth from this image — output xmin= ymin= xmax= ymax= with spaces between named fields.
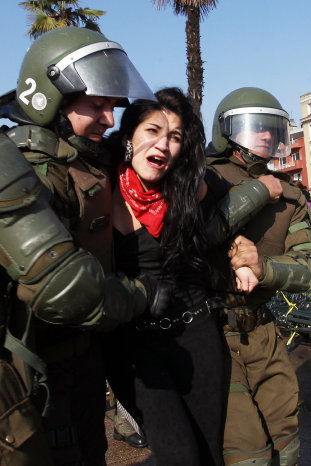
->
xmin=147 ymin=156 xmax=166 ymax=168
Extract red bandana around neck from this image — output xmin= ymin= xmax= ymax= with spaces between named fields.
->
xmin=118 ymin=162 xmax=167 ymax=238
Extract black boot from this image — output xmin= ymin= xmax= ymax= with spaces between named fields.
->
xmin=113 ymin=407 xmax=147 ymax=448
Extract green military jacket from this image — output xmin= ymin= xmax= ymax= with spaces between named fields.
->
xmin=207 ymin=153 xmax=311 ymax=308
xmin=7 ymin=124 xmax=114 ymax=271
xmin=5 ymin=125 xmax=146 ymax=349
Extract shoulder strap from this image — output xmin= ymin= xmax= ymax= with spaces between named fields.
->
xmin=4 ymin=310 xmax=47 ymax=398
xmin=4 ymin=329 xmax=47 ymax=382
xmin=7 ymin=125 xmax=59 ymax=158
xmin=7 ymin=125 xmax=78 ymax=163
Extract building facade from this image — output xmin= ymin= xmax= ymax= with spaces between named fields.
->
xmin=300 ymin=92 xmax=311 ymax=189
xmin=267 ymin=119 xmax=309 ymax=189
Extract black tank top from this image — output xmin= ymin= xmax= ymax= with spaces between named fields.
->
xmin=114 ymin=227 xmax=207 ymax=314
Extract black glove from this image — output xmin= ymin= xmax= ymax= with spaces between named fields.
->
xmin=137 ymin=274 xmax=173 ymax=319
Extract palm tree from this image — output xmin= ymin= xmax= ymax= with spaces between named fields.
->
xmin=19 ymin=1 xmax=106 ymax=39
xmin=152 ymin=0 xmax=218 ymax=117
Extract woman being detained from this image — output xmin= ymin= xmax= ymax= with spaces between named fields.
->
xmin=105 ymin=87 xmax=280 ymax=466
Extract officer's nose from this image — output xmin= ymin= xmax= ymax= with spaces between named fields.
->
xmin=262 ymin=130 xmax=272 ymax=141
xmin=99 ymin=108 xmax=115 ymax=129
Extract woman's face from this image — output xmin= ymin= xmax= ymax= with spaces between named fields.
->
xmin=130 ymin=109 xmax=183 ymax=190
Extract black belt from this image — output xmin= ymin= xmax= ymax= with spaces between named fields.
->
xmin=135 ymin=300 xmax=215 ymax=331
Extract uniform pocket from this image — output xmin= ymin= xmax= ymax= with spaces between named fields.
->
xmin=0 ymin=361 xmax=41 ymax=451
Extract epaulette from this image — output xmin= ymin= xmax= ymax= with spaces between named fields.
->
xmin=7 ymin=125 xmax=77 ymax=163
xmin=7 ymin=125 xmax=59 ymax=161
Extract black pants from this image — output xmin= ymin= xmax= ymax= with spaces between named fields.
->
xmin=36 ymin=336 xmax=107 ymax=466
xmin=106 ymin=310 xmax=230 ymax=466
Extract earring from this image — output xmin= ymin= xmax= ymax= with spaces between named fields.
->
xmin=124 ymin=140 xmax=133 ymax=162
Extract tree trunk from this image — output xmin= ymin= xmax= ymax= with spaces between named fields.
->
xmin=185 ymin=6 xmax=203 ymax=118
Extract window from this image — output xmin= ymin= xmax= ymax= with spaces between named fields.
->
xmin=308 ymin=124 xmax=311 ymax=141
xmin=293 ymin=173 xmax=302 ymax=181
xmin=292 ymin=152 xmax=300 ymax=162
xmin=308 ymin=102 xmax=311 ymax=115
xmin=279 ymin=157 xmax=287 ymax=168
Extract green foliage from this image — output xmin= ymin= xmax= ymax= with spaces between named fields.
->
xmin=152 ymin=0 xmax=218 ymax=20
xmin=19 ymin=1 xmax=106 ymax=38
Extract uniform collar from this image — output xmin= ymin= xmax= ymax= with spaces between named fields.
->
xmin=229 ymin=151 xmax=269 ymax=177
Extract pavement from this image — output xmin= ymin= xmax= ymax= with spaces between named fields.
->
xmin=104 ymin=330 xmax=311 ymax=465
xmin=105 ymin=404 xmax=153 ymax=466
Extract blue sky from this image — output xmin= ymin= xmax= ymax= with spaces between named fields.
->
xmin=2 ymin=1 xmax=311 ymax=141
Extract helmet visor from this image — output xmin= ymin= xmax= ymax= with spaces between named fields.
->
xmin=223 ymin=107 xmax=290 ymax=158
xmin=72 ymin=49 xmax=156 ymax=104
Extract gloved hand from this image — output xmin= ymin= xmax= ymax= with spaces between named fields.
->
xmin=137 ymin=274 xmax=173 ymax=319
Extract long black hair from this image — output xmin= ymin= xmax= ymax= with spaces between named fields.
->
xmin=108 ymin=87 xmax=208 ymax=271
xmin=155 ymin=88 xmax=207 ymax=270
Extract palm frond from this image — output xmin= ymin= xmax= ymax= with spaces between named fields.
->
xmin=83 ymin=19 xmax=101 ymax=32
xmin=20 ymin=0 xmax=80 ymax=13
xmin=20 ymin=1 xmax=105 ymax=37
xmin=27 ymin=13 xmax=60 ymax=38
xmin=20 ymin=1 xmax=59 ymax=10
xmin=81 ymin=8 xmax=106 ymax=18
xmin=152 ymin=0 xmax=218 ymax=18
xmin=152 ymin=0 xmax=170 ymax=10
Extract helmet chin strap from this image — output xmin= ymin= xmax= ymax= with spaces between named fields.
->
xmin=236 ymin=144 xmax=269 ymax=165
xmin=56 ymin=112 xmax=107 ymax=160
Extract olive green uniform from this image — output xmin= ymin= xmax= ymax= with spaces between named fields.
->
xmin=0 ymin=25 xmax=158 ymax=466
xmin=0 ymin=269 xmax=53 ymax=466
xmin=28 ymin=132 xmax=113 ymax=466
xmin=207 ymin=154 xmax=311 ymax=465
xmin=0 ymin=127 xmax=146 ymax=466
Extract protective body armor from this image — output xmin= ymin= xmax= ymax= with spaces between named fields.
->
xmin=0 ymin=25 xmax=156 ymax=465
xmin=0 ymin=130 xmax=146 ymax=328
xmin=8 ymin=124 xmax=113 ymax=271
xmin=203 ymin=167 xmax=271 ymax=245
xmin=0 ymin=131 xmax=75 ymax=284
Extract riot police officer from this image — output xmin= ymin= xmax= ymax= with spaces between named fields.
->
xmin=0 ymin=26 xmax=157 ymax=466
xmin=207 ymin=87 xmax=311 ymax=465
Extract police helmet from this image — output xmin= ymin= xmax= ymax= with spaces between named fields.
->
xmin=212 ymin=87 xmax=290 ymax=159
xmin=16 ymin=27 xmax=156 ymax=125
